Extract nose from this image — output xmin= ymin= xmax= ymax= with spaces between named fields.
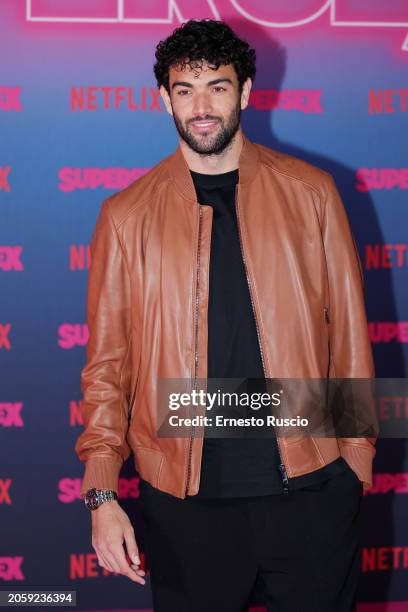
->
xmin=191 ymin=91 xmax=214 ymax=118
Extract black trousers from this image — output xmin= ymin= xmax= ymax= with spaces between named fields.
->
xmin=138 ymin=462 xmax=363 ymax=612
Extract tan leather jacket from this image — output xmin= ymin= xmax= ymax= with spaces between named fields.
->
xmin=75 ymin=133 xmax=377 ymax=499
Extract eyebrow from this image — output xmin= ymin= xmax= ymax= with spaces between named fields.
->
xmin=171 ymin=77 xmax=233 ymax=90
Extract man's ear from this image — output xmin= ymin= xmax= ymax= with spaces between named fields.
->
xmin=160 ymin=85 xmax=173 ymax=116
xmin=240 ymin=78 xmax=252 ymax=111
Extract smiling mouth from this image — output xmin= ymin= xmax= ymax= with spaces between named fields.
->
xmin=190 ymin=120 xmax=219 ymax=131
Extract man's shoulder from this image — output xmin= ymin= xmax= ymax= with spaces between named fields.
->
xmin=101 ymin=152 xmax=174 ymax=227
xmin=254 ymin=142 xmax=332 ymax=193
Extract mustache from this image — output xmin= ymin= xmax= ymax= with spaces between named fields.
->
xmin=188 ymin=116 xmax=221 ymax=124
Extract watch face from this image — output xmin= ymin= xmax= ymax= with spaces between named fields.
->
xmin=85 ymin=488 xmax=100 ymax=510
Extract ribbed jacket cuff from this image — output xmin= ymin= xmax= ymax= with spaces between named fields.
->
xmin=338 ymin=441 xmax=375 ymax=489
xmin=79 ymin=455 xmax=123 ymax=497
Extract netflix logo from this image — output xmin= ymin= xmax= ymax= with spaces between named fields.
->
xmin=369 ymin=89 xmax=408 ymax=114
xmin=362 ymin=547 xmax=408 ymax=572
xmin=365 ymin=244 xmax=408 ymax=269
xmin=70 ymin=86 xmax=162 ymax=112
xmin=69 ymin=400 xmax=83 ymax=426
xmin=70 ymin=246 xmax=90 ymax=271
xmin=69 ymin=551 xmax=148 ymax=579
xmin=377 ymin=395 xmax=408 ymax=421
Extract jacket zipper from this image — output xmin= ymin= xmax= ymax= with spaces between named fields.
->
xmin=185 ymin=204 xmax=203 ymax=496
xmin=234 ymin=185 xmax=289 ymax=494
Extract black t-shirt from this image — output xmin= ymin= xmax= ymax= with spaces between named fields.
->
xmin=191 ymin=167 xmax=283 ymax=497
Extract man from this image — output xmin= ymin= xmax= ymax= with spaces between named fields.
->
xmin=75 ymin=19 xmax=377 ymax=612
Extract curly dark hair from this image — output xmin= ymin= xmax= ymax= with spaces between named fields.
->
xmin=153 ymin=19 xmax=256 ymax=95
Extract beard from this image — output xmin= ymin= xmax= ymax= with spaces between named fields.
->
xmin=172 ymin=98 xmax=241 ymax=156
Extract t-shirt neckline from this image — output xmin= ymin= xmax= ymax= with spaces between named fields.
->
xmin=190 ymin=168 xmax=239 ymax=188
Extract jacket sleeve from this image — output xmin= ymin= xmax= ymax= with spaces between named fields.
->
xmin=321 ymin=173 xmax=378 ymax=490
xmin=74 ymin=197 xmax=133 ymax=498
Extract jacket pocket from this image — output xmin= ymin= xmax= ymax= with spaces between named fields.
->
xmin=324 ymin=305 xmax=332 ymax=377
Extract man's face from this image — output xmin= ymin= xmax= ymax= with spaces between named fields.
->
xmin=160 ymin=61 xmax=251 ymax=156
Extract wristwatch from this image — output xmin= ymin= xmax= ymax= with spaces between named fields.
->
xmin=84 ymin=487 xmax=118 ymax=510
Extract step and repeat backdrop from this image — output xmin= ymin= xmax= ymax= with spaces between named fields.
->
xmin=1 ymin=1 xmax=408 ymax=610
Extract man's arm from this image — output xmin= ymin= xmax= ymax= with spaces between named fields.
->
xmin=75 ymin=197 xmax=133 ymax=497
xmin=321 ymin=173 xmax=378 ymax=490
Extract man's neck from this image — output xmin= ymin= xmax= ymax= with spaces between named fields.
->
xmin=179 ymin=130 xmax=243 ymax=175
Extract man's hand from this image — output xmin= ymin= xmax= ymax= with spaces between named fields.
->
xmin=91 ymin=500 xmax=146 ymax=584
